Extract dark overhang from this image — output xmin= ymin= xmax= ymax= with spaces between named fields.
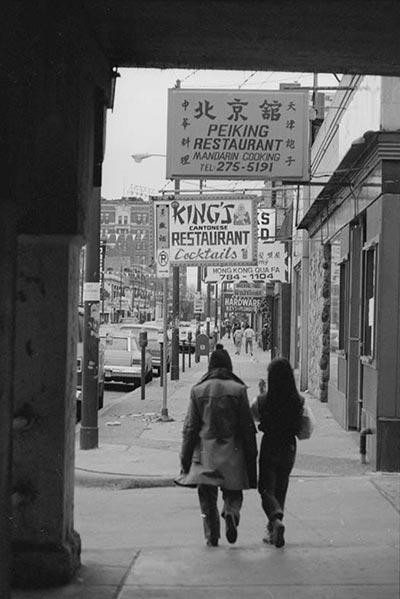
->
xmin=81 ymin=1 xmax=400 ymax=75
xmin=297 ymin=131 xmax=380 ymax=230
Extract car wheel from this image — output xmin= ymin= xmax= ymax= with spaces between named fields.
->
xmin=98 ymin=382 xmax=104 ymax=410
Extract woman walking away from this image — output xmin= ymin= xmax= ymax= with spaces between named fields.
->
xmin=251 ymin=357 xmax=303 ymax=548
xmin=177 ymin=344 xmax=257 ymax=547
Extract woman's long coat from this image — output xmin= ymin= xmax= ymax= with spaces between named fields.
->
xmin=179 ymin=374 xmax=257 ymax=490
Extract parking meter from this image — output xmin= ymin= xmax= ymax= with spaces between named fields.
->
xmin=139 ymin=330 xmax=148 ymax=348
xmin=158 ymin=331 xmax=164 ymax=387
xmin=181 ymin=339 xmax=186 ymax=372
xmin=187 ymin=331 xmax=193 ymax=367
xmin=139 ymin=330 xmax=148 ymax=400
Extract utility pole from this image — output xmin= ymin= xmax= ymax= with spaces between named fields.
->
xmin=170 ymin=78 xmax=181 ymax=381
xmin=206 ymin=282 xmax=212 ymax=337
xmin=100 ymin=240 xmax=106 ymax=323
xmin=170 ymin=178 xmax=180 ymax=380
xmin=80 ymin=188 xmax=101 ymax=450
xmin=214 ymin=283 xmax=218 ymax=330
xmin=197 ymin=179 xmax=203 ymax=327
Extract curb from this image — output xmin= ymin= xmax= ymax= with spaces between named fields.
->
xmin=75 ymin=468 xmax=176 ymax=489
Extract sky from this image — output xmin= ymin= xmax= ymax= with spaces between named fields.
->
xmin=101 ymin=68 xmax=340 ymax=200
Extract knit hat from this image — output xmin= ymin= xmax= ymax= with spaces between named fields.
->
xmin=209 ymin=343 xmax=233 ymax=371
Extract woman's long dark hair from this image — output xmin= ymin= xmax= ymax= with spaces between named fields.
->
xmin=258 ymin=357 xmax=303 ymax=438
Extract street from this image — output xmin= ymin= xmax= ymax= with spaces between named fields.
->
xmin=103 ymin=384 xmax=137 ymax=408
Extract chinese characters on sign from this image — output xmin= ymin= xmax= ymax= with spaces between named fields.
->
xmin=167 ymin=89 xmax=309 ymax=181
xmin=155 ymin=204 xmax=170 ymax=277
xmin=153 ymin=195 xmax=258 ymax=267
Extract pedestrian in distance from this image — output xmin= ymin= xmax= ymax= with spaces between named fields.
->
xmin=233 ymin=326 xmax=243 ymax=355
xmin=176 ymin=344 xmax=257 ymax=547
xmin=251 ymin=357 xmax=304 ymax=548
xmin=261 ymin=323 xmax=269 ymax=351
xmin=244 ymin=323 xmax=255 ymax=355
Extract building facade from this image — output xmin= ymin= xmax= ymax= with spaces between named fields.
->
xmin=101 ymin=196 xmax=154 ymax=269
xmin=99 ymin=196 xmax=186 ymax=323
xmin=294 ymin=75 xmax=400 ymax=471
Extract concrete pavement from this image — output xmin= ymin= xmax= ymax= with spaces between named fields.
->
xmin=11 ymin=340 xmax=400 ymax=598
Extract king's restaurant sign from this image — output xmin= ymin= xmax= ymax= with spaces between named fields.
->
xmin=153 ymin=194 xmax=258 ymax=267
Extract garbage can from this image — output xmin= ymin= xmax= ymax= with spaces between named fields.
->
xmin=195 ymin=333 xmax=209 ymax=362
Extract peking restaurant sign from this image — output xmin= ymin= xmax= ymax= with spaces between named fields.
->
xmin=167 ymin=88 xmax=310 ymax=181
xmin=153 ymin=194 xmax=258 ymax=267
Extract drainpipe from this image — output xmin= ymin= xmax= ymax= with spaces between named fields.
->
xmin=360 ymin=428 xmax=373 ymax=464
xmin=300 ymin=231 xmax=309 ymax=391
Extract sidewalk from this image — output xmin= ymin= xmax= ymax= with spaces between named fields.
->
xmin=74 ymin=341 xmax=399 ymax=507
xmin=12 ymin=342 xmax=400 ymax=598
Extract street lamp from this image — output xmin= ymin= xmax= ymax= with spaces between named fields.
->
xmin=131 ymin=151 xmax=180 ymax=381
xmin=131 ymin=153 xmax=166 ymax=163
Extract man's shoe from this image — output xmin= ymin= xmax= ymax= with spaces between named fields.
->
xmin=272 ymin=519 xmax=285 ymax=548
xmin=206 ymin=537 xmax=218 ymax=547
xmin=225 ymin=513 xmax=238 ymax=544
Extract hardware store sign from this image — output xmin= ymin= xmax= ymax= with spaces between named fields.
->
xmin=222 ymin=292 xmax=262 ymax=312
xmin=167 ymin=89 xmax=309 ymax=181
xmin=153 ymin=194 xmax=258 ymax=267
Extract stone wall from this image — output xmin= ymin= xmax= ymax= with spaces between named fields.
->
xmin=308 ymin=242 xmax=331 ymax=401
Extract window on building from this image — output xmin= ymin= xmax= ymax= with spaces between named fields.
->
xmin=124 ymin=216 xmax=128 ymax=224
xmin=362 ymin=242 xmax=377 ymax=359
xmin=338 ymin=259 xmax=349 ymax=351
xmin=330 ymin=243 xmax=340 ymax=353
xmin=118 ymin=216 xmax=122 ymax=224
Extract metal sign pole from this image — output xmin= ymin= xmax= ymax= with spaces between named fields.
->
xmin=161 ymin=277 xmax=170 ymax=420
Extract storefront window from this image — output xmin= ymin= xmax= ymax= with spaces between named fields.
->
xmin=338 ymin=260 xmax=349 ymax=350
xmin=330 ymin=235 xmax=349 ymax=389
xmin=362 ymin=242 xmax=377 ymax=359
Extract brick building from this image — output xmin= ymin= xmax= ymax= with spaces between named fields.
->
xmin=101 ymin=196 xmax=154 ymax=269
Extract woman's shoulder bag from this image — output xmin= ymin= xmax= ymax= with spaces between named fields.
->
xmin=296 ymin=397 xmax=316 ymax=440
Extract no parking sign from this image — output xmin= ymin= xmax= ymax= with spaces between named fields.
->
xmin=156 ymin=248 xmax=170 ymax=278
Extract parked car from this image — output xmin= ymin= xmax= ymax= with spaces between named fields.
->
xmin=100 ymin=331 xmax=152 ymax=386
xmin=119 ymin=322 xmax=171 ymax=376
xmin=76 ymin=308 xmax=105 ymax=422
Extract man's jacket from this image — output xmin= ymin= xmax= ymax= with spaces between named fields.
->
xmin=179 ymin=369 xmax=257 ymax=489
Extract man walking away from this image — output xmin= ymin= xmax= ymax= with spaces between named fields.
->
xmin=244 ymin=323 xmax=255 ymax=355
xmin=176 ymin=344 xmax=257 ymax=547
